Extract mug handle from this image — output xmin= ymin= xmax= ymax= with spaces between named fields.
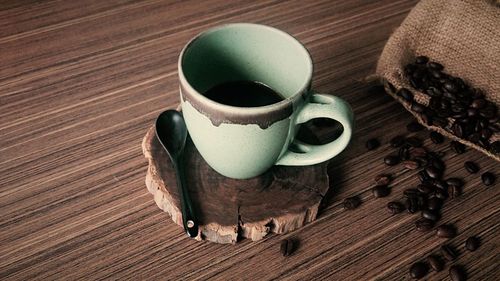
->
xmin=276 ymin=92 xmax=354 ymax=166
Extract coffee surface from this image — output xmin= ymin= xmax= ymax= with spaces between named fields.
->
xmin=203 ymin=80 xmax=284 ymax=107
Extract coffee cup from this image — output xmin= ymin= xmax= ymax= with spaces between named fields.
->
xmin=178 ymin=23 xmax=354 ymax=179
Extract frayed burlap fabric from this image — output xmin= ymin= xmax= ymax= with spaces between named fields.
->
xmin=376 ymin=0 xmax=499 ymax=161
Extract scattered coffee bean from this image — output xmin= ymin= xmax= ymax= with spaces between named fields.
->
xmin=448 ymin=185 xmax=461 ymax=198
xmin=387 ymin=201 xmax=405 ymax=215
xmin=421 ymin=210 xmax=440 ymax=221
xmin=436 ymin=224 xmax=457 ymax=238
xmin=390 ymin=135 xmax=405 ymax=147
xmin=372 ymin=185 xmax=390 ymax=198
xmin=384 ymin=155 xmax=400 ymax=166
xmin=407 ymin=121 xmax=424 ymax=132
xmin=449 ymin=265 xmax=467 ymax=281
xmin=434 ymin=188 xmax=449 ymax=200
xmin=417 ymin=183 xmax=434 ymax=194
xmin=409 ymin=261 xmax=428 ymax=279
xmin=375 ymin=174 xmax=392 ymax=186
xmin=465 ymin=236 xmax=480 ymax=251
xmin=481 ymin=172 xmax=495 ymax=186
xmin=427 ymin=255 xmax=444 ymax=272
xmin=416 ymin=218 xmax=435 ymax=232
xmin=405 ymin=197 xmax=419 ymax=214
xmin=366 ymin=138 xmax=380 ymax=150
xmin=399 ymin=146 xmax=410 ymax=160
xmin=411 ymin=102 xmax=426 ymax=113
xmin=491 ymin=141 xmax=500 ymax=154
xmin=446 ymin=178 xmax=464 ymax=188
xmin=433 ymin=179 xmax=448 ymax=190
xmin=406 ymin=136 xmax=423 ymax=147
xmin=464 ymin=161 xmax=479 ymax=173
xmin=427 ymin=197 xmax=443 ymax=211
xmin=418 ymin=170 xmax=431 ymax=183
xmin=451 ymin=141 xmax=466 ymax=154
xmin=410 ymin=147 xmax=427 ymax=158
xmin=402 ymin=160 xmax=420 ymax=170
xmin=343 ymin=196 xmax=361 ymax=210
xmin=415 ymin=55 xmax=429 ymax=64
xmin=425 ymin=166 xmax=442 ymax=179
xmin=429 ymin=131 xmax=444 ymax=144
xmin=440 ymin=244 xmax=458 ymax=261
xmin=397 ymin=88 xmax=414 ymax=102
xmin=404 ymin=188 xmax=420 ymax=198
xmin=280 ymin=238 xmax=295 ymax=256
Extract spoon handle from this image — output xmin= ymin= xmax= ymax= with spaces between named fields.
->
xmin=174 ymin=156 xmax=199 ymax=238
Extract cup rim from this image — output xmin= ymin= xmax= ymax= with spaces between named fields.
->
xmin=178 ymin=23 xmax=313 ymax=113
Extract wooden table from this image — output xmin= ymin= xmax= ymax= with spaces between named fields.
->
xmin=1 ymin=0 xmax=498 ymax=280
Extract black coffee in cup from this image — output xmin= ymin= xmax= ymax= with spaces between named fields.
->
xmin=203 ymin=80 xmax=284 ymax=107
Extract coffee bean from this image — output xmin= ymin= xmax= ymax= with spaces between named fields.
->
xmin=490 ymin=141 xmax=500 ymax=154
xmin=418 ymin=170 xmax=431 ymax=183
xmin=397 ymin=88 xmax=414 ymax=102
xmin=481 ymin=172 xmax=495 ymax=186
xmin=387 ymin=201 xmax=405 ymax=215
xmin=433 ymin=179 xmax=448 ymax=190
xmin=406 ymin=137 xmax=423 ymax=148
xmin=430 ymin=158 xmax=445 ymax=171
xmin=430 ymin=131 xmax=444 ymax=144
xmin=452 ymin=122 xmax=465 ymax=138
xmin=384 ymin=155 xmax=400 ymax=166
xmin=343 ymin=196 xmax=361 ymax=210
xmin=434 ymin=188 xmax=449 ymax=200
xmin=451 ymin=141 xmax=466 ymax=154
xmin=425 ymin=166 xmax=442 ymax=179
xmin=426 ymin=86 xmax=442 ymax=96
xmin=433 ymin=116 xmax=448 ymax=127
xmin=407 ymin=121 xmax=424 ymax=132
xmin=402 ymin=160 xmax=420 ymax=170
xmin=404 ymin=188 xmax=420 ymax=198
xmin=399 ymin=146 xmax=410 ymax=161
xmin=427 ymin=255 xmax=444 ymax=272
xmin=415 ymin=56 xmax=429 ymax=64
xmin=411 ymin=102 xmax=426 ymax=113
xmin=390 ymin=135 xmax=405 ymax=147
xmin=449 ymin=265 xmax=467 ymax=281
xmin=416 ymin=218 xmax=435 ymax=232
xmin=480 ymin=128 xmax=492 ymax=140
xmin=410 ymin=147 xmax=427 ymax=158
xmin=444 ymin=81 xmax=459 ymax=93
xmin=427 ymin=197 xmax=443 ymax=211
xmin=421 ymin=209 xmax=440 ymax=221
xmin=464 ymin=161 xmax=479 ymax=173
xmin=471 ymin=98 xmax=486 ymax=109
xmin=366 ymin=138 xmax=380 ymax=150
xmin=417 ymin=184 xmax=434 ymax=194
xmin=436 ymin=224 xmax=457 ymax=238
xmin=375 ymin=174 xmax=391 ymax=186
xmin=372 ymin=185 xmax=390 ymax=198
xmin=280 ymin=238 xmax=295 ymax=256
xmin=448 ymin=185 xmax=461 ymax=198
xmin=446 ymin=178 xmax=464 ymax=187
xmin=465 ymin=236 xmax=480 ymax=251
xmin=440 ymin=244 xmax=458 ymax=261
xmin=428 ymin=61 xmax=443 ymax=70
xmin=416 ymin=195 xmax=427 ymax=210
xmin=409 ymin=262 xmax=428 ymax=279
xmin=405 ymin=197 xmax=419 ymax=214
xmin=421 ymin=112 xmax=433 ymax=125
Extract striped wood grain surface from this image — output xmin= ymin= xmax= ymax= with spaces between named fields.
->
xmin=1 ymin=0 xmax=498 ymax=280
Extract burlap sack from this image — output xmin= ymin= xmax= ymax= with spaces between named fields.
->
xmin=376 ymin=0 xmax=499 ymax=161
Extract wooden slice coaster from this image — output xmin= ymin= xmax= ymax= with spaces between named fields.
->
xmin=142 ymin=123 xmax=330 ymax=244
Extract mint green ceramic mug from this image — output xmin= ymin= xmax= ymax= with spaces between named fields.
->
xmin=179 ymin=23 xmax=354 ymax=179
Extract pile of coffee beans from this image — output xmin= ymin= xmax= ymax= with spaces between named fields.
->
xmin=398 ymin=56 xmax=499 ymax=155
xmin=368 ymin=117 xmax=496 ymax=280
